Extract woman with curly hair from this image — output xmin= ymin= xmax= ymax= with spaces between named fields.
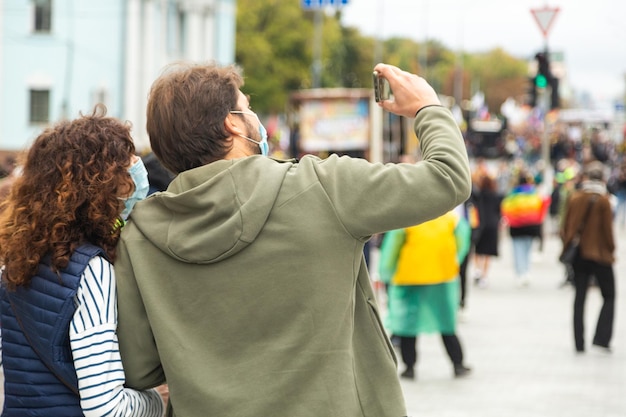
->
xmin=0 ymin=106 xmax=165 ymax=416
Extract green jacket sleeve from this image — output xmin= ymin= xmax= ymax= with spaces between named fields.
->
xmin=308 ymin=106 xmax=471 ymax=238
xmin=454 ymin=216 xmax=471 ymax=265
xmin=378 ymin=229 xmax=405 ymax=284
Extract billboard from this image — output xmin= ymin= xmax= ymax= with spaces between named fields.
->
xmin=293 ymin=89 xmax=371 ymax=152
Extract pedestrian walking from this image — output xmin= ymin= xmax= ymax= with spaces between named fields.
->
xmin=501 ymin=172 xmax=551 ymax=287
xmin=609 ymin=161 xmax=626 ymax=230
xmin=556 ymin=165 xmax=580 ymax=287
xmin=457 ymin=193 xmax=479 ymax=311
xmin=113 ymin=62 xmax=471 ymax=417
xmin=471 ymin=172 xmax=503 ymax=288
xmin=379 ymin=211 xmax=472 ymax=380
xmin=561 ymin=161 xmax=616 ymax=353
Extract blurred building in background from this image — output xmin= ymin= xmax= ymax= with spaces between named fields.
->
xmin=0 ymin=0 xmax=236 ymax=155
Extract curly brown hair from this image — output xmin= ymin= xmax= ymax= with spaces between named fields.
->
xmin=0 ymin=105 xmax=135 ymax=289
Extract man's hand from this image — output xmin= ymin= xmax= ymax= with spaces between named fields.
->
xmin=373 ymin=63 xmax=441 ymax=118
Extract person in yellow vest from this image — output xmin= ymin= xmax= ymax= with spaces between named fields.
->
xmin=379 ymin=210 xmax=472 ymax=379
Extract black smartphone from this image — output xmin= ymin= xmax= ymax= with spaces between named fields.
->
xmin=373 ymin=71 xmax=391 ymax=102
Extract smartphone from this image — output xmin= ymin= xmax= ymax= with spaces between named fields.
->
xmin=373 ymin=71 xmax=391 ymax=102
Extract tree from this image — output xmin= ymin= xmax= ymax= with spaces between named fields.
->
xmin=326 ymin=26 xmax=376 ymax=89
xmin=235 ymin=1 xmax=532 ymax=116
xmin=381 ymin=38 xmax=466 ymax=97
xmin=236 ymin=0 xmax=313 ymax=113
xmin=236 ymin=1 xmax=376 ymax=113
xmin=464 ymin=48 xmax=528 ymax=113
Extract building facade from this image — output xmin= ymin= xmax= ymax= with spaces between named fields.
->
xmin=0 ymin=0 xmax=236 ymax=154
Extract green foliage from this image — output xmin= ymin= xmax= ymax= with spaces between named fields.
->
xmin=236 ymin=0 xmax=313 ymax=112
xmin=384 ymin=37 xmax=422 ymax=73
xmin=235 ymin=1 xmax=531 ymax=115
xmin=381 ymin=38 xmax=458 ymax=94
xmin=465 ymin=48 xmax=529 ymax=111
xmin=326 ymin=26 xmax=377 ymax=89
xmin=236 ymin=1 xmax=381 ymax=113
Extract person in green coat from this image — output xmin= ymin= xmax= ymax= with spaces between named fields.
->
xmin=379 ymin=210 xmax=472 ymax=379
xmin=114 ymin=62 xmax=471 ymax=417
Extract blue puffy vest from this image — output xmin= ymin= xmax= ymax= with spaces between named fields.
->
xmin=1 ymin=244 xmax=105 ymax=417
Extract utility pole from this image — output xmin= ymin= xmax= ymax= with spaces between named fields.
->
xmin=530 ymin=5 xmax=560 ymax=178
xmin=311 ymin=8 xmax=323 ymax=88
xmin=304 ymin=0 xmax=349 ymax=88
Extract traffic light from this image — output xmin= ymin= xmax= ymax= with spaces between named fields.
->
xmin=535 ymin=73 xmax=548 ymax=89
xmin=530 ymin=52 xmax=560 ymax=109
xmin=535 ymin=52 xmax=550 ymax=82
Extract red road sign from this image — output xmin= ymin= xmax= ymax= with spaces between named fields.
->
xmin=531 ymin=6 xmax=560 ymax=38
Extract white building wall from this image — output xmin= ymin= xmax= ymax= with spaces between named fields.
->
xmin=1 ymin=0 xmax=125 ymax=151
xmin=1 ymin=0 xmax=237 ymax=152
xmin=124 ymin=0 xmax=142 ymax=147
xmin=215 ymin=0 xmax=235 ymax=65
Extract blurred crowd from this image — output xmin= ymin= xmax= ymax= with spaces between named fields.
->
xmin=463 ymin=125 xmax=625 ymax=291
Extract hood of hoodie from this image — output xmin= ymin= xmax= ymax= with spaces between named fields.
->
xmin=128 ymin=157 xmax=292 ymax=264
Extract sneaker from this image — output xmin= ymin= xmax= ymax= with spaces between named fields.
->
xmin=454 ymin=364 xmax=472 ymax=378
xmin=401 ymin=367 xmax=415 ymax=380
xmin=476 ymin=278 xmax=488 ymax=289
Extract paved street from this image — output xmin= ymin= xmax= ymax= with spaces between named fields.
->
xmin=372 ymin=226 xmax=626 ymax=417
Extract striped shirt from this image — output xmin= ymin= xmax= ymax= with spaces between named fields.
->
xmin=70 ymin=255 xmax=164 ymax=417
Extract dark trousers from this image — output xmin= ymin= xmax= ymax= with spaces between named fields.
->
xmin=459 ymin=254 xmax=469 ymax=308
xmin=573 ymin=258 xmax=615 ymax=351
xmin=400 ymin=334 xmax=464 ymax=368
xmin=458 ymin=246 xmax=474 ymax=308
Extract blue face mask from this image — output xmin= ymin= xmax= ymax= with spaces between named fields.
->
xmin=229 ymin=111 xmax=269 ymax=156
xmin=121 ymin=158 xmax=150 ymax=220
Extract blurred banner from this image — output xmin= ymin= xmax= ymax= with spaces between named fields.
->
xmin=295 ymin=91 xmax=370 ymax=152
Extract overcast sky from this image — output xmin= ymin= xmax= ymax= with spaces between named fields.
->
xmin=340 ymin=0 xmax=626 ymax=108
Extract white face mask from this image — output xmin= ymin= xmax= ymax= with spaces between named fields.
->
xmin=229 ymin=111 xmax=269 ymax=156
xmin=120 ymin=158 xmax=150 ymax=220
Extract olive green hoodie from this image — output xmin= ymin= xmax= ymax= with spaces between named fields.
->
xmin=115 ymin=106 xmax=471 ymax=417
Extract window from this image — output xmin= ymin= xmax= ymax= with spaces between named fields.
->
xmin=29 ymin=89 xmax=50 ymax=124
xmin=34 ymin=0 xmax=52 ymax=33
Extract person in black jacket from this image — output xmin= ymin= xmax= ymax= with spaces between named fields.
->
xmin=471 ymin=173 xmax=503 ymax=288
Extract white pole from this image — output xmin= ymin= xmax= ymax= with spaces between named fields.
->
xmin=124 ymin=0 xmax=141 ymax=138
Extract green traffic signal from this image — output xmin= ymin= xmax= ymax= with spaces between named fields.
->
xmin=535 ymin=73 xmax=548 ymax=88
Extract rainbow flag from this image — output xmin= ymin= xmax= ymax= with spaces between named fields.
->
xmin=501 ymin=185 xmax=550 ymax=227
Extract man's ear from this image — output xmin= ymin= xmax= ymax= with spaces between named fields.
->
xmin=225 ymin=114 xmax=245 ymax=136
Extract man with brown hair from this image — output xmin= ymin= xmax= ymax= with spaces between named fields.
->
xmin=115 ymin=62 xmax=471 ymax=417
